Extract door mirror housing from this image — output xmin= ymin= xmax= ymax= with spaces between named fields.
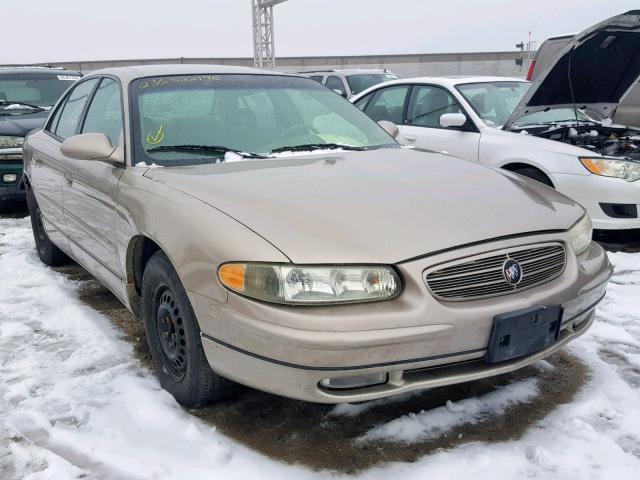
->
xmin=332 ymin=89 xmax=347 ymax=98
xmin=439 ymin=113 xmax=467 ymax=128
xmin=61 ymin=133 xmax=121 ymax=162
xmin=377 ymin=120 xmax=400 ymax=140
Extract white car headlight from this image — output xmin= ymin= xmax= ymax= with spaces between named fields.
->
xmin=568 ymin=214 xmax=592 ymax=255
xmin=580 ymin=157 xmax=640 ymax=182
xmin=218 ymin=263 xmax=401 ymax=305
xmin=0 ymin=136 xmax=24 ymax=149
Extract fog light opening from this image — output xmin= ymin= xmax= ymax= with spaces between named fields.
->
xmin=320 ymin=372 xmax=388 ymax=390
xmin=2 ymin=174 xmax=18 ymax=184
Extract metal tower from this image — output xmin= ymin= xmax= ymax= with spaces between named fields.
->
xmin=251 ymin=0 xmax=289 ymax=70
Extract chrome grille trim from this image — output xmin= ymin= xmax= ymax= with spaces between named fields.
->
xmin=425 ymin=243 xmax=566 ymax=301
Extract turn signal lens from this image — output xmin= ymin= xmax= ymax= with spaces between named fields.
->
xmin=218 ymin=263 xmax=245 ymax=291
xmin=580 ymin=157 xmax=640 ymax=182
xmin=218 ymin=263 xmax=401 ymax=305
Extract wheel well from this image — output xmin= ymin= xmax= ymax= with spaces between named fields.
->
xmin=501 ymin=163 xmax=554 ymax=187
xmin=129 ymin=236 xmax=161 ymax=297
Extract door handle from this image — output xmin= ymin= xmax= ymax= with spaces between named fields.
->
xmin=404 ymin=135 xmax=417 ymax=142
xmin=63 ymin=173 xmax=73 ymax=187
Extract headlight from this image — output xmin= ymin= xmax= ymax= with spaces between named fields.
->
xmin=218 ymin=263 xmax=401 ymax=305
xmin=0 ymin=136 xmax=24 ymax=149
xmin=568 ymin=214 xmax=592 ymax=255
xmin=580 ymin=157 xmax=640 ymax=182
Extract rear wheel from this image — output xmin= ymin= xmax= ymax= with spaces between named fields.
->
xmin=141 ymin=251 xmax=232 ymax=407
xmin=513 ymin=167 xmax=554 ymax=188
xmin=26 ymin=187 xmax=69 ymax=266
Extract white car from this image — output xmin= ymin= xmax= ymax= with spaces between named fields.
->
xmin=350 ymin=13 xmax=640 ymax=232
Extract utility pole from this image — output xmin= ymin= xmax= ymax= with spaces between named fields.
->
xmin=251 ymin=0 xmax=289 ymax=70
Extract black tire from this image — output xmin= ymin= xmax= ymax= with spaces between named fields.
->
xmin=141 ymin=251 xmax=232 ymax=407
xmin=513 ymin=167 xmax=554 ymax=188
xmin=26 ymin=187 xmax=69 ymax=266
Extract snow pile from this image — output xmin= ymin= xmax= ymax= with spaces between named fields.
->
xmin=0 ymin=218 xmax=311 ymax=480
xmin=1 ymin=215 xmax=640 ymax=479
xmin=360 ymin=378 xmax=539 ymax=443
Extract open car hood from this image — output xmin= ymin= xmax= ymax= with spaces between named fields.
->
xmin=504 ymin=10 xmax=640 ymax=130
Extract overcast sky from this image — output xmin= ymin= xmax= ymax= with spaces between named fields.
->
xmin=2 ymin=0 xmax=636 ymax=64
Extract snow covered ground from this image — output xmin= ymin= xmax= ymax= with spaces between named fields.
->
xmin=1 ymin=215 xmax=640 ymax=479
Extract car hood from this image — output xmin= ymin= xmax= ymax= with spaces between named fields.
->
xmin=143 ymin=148 xmax=583 ymax=264
xmin=0 ymin=109 xmax=49 ymax=136
xmin=504 ymin=10 xmax=640 ymax=130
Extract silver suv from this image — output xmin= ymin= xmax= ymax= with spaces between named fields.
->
xmin=299 ymin=69 xmax=399 ymax=99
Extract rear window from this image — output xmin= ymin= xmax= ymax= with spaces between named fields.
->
xmin=346 ymin=74 xmax=399 ymax=95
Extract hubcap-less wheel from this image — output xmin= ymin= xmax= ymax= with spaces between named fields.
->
xmin=155 ymin=287 xmax=188 ymax=381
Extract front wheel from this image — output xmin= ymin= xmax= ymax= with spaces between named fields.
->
xmin=141 ymin=251 xmax=232 ymax=407
xmin=513 ymin=167 xmax=554 ymax=188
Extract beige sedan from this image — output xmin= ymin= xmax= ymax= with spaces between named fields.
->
xmin=23 ymin=65 xmax=612 ymax=406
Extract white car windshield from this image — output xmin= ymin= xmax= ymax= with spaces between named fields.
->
xmin=456 ymin=81 xmax=529 ymax=127
xmin=132 ymin=74 xmax=398 ymax=166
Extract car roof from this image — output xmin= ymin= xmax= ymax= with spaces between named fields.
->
xmin=0 ymin=66 xmax=81 ymax=76
xmin=86 ymin=64 xmax=294 ymax=83
xmin=298 ymin=69 xmax=395 ymax=75
xmin=378 ymin=75 xmax=528 ymax=87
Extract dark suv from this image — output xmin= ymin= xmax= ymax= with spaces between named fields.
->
xmin=0 ymin=67 xmax=81 ymax=212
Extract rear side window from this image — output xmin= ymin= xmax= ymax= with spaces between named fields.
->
xmin=54 ymin=78 xmax=99 ymax=140
xmin=364 ymin=85 xmax=409 ymax=124
xmin=309 ymin=76 xmax=323 ymax=83
xmin=81 ymin=78 xmax=124 ymax=146
xmin=325 ymin=76 xmax=346 ymax=96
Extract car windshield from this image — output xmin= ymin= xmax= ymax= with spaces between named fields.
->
xmin=511 ymin=108 xmax=596 ymax=127
xmin=346 ymin=74 xmax=399 ymax=95
xmin=131 ymin=74 xmax=398 ymax=166
xmin=0 ymin=72 xmax=79 ymax=109
xmin=456 ymin=81 xmax=530 ymax=127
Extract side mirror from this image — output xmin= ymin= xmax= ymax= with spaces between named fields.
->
xmin=439 ymin=113 xmax=467 ymax=129
xmin=333 ymin=89 xmax=347 ymax=98
xmin=378 ymin=120 xmax=400 ymax=140
xmin=61 ymin=133 xmax=119 ymax=161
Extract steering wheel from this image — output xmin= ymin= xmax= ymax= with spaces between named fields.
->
xmin=274 ymin=123 xmax=316 ymax=143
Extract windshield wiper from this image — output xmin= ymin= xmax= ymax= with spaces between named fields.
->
xmin=270 ymin=143 xmax=366 ymax=154
xmin=0 ymin=100 xmax=44 ymax=111
xmin=146 ymin=144 xmax=265 ymax=158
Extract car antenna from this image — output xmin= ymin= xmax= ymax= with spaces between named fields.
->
xmin=567 ymin=48 xmax=580 ymax=129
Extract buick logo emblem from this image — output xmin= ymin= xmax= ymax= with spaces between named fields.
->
xmin=502 ymin=259 xmax=522 ymax=285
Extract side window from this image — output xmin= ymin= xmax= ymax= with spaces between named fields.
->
xmin=325 ymin=76 xmax=346 ymax=96
xmin=363 ymin=85 xmax=410 ymax=124
xmin=54 ymin=78 xmax=99 ymax=140
xmin=309 ymin=76 xmax=323 ymax=83
xmin=406 ymin=85 xmax=463 ymax=128
xmin=46 ymin=97 xmax=67 ymax=134
xmin=354 ymin=93 xmax=373 ymax=111
xmin=82 ymin=78 xmax=124 ymax=146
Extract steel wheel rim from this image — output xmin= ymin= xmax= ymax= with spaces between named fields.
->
xmin=155 ymin=286 xmax=188 ymax=381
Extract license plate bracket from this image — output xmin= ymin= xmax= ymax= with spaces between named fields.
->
xmin=485 ymin=305 xmax=563 ymax=364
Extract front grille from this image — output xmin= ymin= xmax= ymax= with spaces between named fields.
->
xmin=425 ymin=243 xmax=566 ymax=301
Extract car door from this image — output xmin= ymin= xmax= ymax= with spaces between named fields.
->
xmin=401 ymin=85 xmax=480 ymax=161
xmin=30 ymin=78 xmax=100 ymax=249
xmin=60 ymin=76 xmax=125 ymax=280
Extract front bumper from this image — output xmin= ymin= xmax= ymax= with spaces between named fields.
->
xmin=0 ymin=154 xmax=26 ymax=204
xmin=192 ymin=232 xmax=612 ymax=403
xmin=552 ymin=172 xmax=640 ymax=230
